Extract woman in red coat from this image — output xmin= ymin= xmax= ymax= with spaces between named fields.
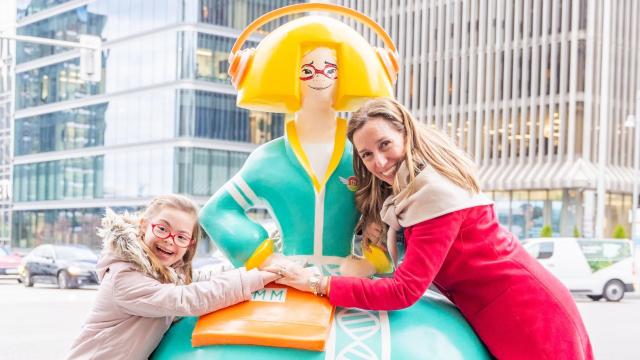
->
xmin=278 ymin=98 xmax=593 ymax=359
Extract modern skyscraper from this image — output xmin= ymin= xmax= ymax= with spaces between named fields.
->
xmin=334 ymin=0 xmax=640 ymax=240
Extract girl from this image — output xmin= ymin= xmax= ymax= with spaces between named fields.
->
xmin=68 ymin=194 xmax=279 ymax=360
xmin=278 ymin=99 xmax=594 ymax=359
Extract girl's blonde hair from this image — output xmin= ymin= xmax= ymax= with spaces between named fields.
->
xmin=347 ymin=98 xmax=480 ymax=236
xmin=139 ymin=194 xmax=201 ymax=284
xmin=237 ymin=15 xmax=394 ymax=113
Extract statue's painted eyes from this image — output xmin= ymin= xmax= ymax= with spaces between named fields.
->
xmin=300 ymin=65 xmax=315 ymax=80
xmin=299 ymin=63 xmax=338 ymax=81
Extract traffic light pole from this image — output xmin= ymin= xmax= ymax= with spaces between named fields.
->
xmin=0 ymin=33 xmax=101 ymax=81
xmin=0 ymin=34 xmax=99 ymax=50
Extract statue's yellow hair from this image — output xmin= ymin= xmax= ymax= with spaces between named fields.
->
xmin=237 ymin=15 xmax=394 ymax=113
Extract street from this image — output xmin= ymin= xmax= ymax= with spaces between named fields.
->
xmin=1 ymin=276 xmax=639 ymax=360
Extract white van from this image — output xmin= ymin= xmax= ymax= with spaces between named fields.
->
xmin=523 ymin=238 xmax=636 ymax=302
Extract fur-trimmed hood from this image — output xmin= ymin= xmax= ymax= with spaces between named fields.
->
xmin=96 ymin=208 xmax=180 ymax=283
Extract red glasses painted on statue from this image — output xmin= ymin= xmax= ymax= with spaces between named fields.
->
xmin=151 ymin=224 xmax=193 ymax=248
xmin=299 ymin=63 xmax=338 ymax=81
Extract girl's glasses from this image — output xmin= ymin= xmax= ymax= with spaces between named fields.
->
xmin=299 ymin=63 xmax=338 ymax=81
xmin=151 ymin=224 xmax=192 ymax=248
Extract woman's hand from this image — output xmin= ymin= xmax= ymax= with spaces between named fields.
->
xmin=275 ymin=266 xmax=321 ymax=293
xmin=259 ymin=256 xmax=307 ymax=287
xmin=362 ymin=222 xmax=384 ymax=251
xmin=259 ymin=253 xmax=306 ymax=272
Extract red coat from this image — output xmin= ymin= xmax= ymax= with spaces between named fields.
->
xmin=329 ymin=205 xmax=593 ymax=359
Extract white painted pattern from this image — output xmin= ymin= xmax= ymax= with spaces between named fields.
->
xmin=232 ymin=175 xmax=260 ymax=205
xmin=336 ymin=308 xmax=383 ymax=360
xmin=224 ymin=182 xmax=249 ymax=210
xmin=314 ymin=187 xmax=325 ymax=256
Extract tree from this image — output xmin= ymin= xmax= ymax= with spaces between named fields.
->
xmin=612 ymin=224 xmax=628 ymax=239
xmin=540 ymin=225 xmax=553 ymax=237
xmin=573 ymin=226 xmax=581 ymax=237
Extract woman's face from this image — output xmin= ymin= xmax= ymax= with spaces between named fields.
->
xmin=299 ymin=47 xmax=337 ymax=107
xmin=141 ymin=207 xmax=195 ymax=267
xmin=353 ymin=117 xmax=406 ymax=185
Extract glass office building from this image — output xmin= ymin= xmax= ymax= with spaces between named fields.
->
xmin=11 ymin=0 xmax=304 ymax=249
xmin=336 ymin=0 xmax=640 ymax=240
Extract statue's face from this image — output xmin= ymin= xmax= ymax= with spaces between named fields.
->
xmin=299 ymin=47 xmax=337 ymax=106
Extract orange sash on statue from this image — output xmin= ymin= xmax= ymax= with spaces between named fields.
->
xmin=192 ymin=284 xmax=335 ymax=351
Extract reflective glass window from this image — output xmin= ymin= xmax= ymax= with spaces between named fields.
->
xmin=15 ymin=59 xmax=104 ymax=109
xmin=511 ymin=191 xmax=529 ymax=239
xmin=15 ymin=88 xmax=176 ymax=154
xmin=17 ymin=0 xmax=73 ymax=20
xmin=17 ymin=1 xmax=186 ymax=63
xmin=175 ymin=147 xmax=249 ymax=197
xmin=12 ymin=206 xmax=140 ymax=249
xmin=15 ymin=103 xmax=107 ymax=155
xmin=13 ymin=146 xmax=181 ymax=202
xmin=198 ymin=0 xmax=306 ymax=31
xmin=17 ymin=6 xmax=108 ymax=63
xmin=529 ymin=190 xmax=547 ymax=238
xmin=104 ymin=31 xmax=179 ymax=93
xmin=179 ymin=90 xmax=284 ymax=144
xmin=192 ymin=33 xmax=257 ymax=84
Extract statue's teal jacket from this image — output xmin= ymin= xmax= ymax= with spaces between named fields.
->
xmin=200 ymin=118 xmax=359 ymax=266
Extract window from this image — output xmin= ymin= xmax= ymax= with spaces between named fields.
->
xmin=528 ymin=241 xmax=554 ymax=259
xmin=538 ymin=242 xmax=554 ymax=259
xmin=179 ymin=90 xmax=284 ymax=144
xmin=578 ymin=240 xmax=631 ymax=272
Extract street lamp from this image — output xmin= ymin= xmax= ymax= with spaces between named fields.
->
xmin=625 ymin=92 xmax=640 ymax=245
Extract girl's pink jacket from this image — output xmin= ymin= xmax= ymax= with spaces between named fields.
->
xmin=330 ymin=205 xmax=593 ymax=359
xmin=67 ymin=211 xmax=264 ymax=360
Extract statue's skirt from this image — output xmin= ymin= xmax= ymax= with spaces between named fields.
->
xmin=151 ymin=291 xmax=491 ymax=359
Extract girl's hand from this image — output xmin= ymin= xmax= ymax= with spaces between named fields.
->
xmin=362 ymin=222 xmax=384 ymax=251
xmin=258 ymin=269 xmax=281 ymax=285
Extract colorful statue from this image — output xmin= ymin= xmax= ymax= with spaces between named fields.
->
xmin=198 ymin=4 xmax=397 ymax=271
xmin=152 ymin=4 xmax=489 ymax=359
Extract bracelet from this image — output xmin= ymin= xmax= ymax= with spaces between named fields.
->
xmin=323 ymin=276 xmax=331 ymax=297
xmin=309 ymin=273 xmax=324 ymax=296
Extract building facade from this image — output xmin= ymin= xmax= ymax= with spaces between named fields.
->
xmin=9 ymin=0 xmax=306 ymax=249
xmin=334 ymin=0 xmax=640 ymax=240
xmin=8 ymin=0 xmax=640 ymax=248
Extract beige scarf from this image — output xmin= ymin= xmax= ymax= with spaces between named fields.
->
xmin=381 ymin=162 xmax=493 ymax=232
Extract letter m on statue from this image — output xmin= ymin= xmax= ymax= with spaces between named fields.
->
xmin=252 ymin=288 xmax=287 ymax=303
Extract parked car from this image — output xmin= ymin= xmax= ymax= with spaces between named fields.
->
xmin=523 ymin=237 xmax=635 ymax=301
xmin=0 ymin=247 xmax=22 ymax=276
xmin=19 ymin=244 xmax=99 ymax=289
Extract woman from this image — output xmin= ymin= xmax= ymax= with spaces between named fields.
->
xmin=279 ymin=98 xmax=593 ymax=359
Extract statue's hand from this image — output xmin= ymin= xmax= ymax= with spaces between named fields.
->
xmin=362 ymin=222 xmax=385 ymax=251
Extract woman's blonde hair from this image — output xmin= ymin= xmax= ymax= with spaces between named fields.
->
xmin=139 ymin=194 xmax=202 ymax=284
xmin=237 ymin=15 xmax=394 ymax=113
xmin=347 ymin=98 xmax=480 ymax=236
